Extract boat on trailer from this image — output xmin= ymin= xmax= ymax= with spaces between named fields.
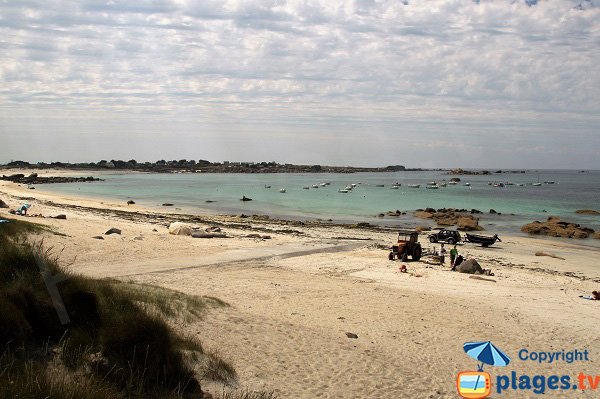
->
xmin=464 ymin=233 xmax=501 ymax=247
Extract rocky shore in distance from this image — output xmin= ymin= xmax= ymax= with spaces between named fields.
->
xmin=521 ymin=216 xmax=599 ymax=239
xmin=414 ymin=208 xmax=484 ymax=231
xmin=446 ymin=168 xmax=526 ymax=175
xmin=0 ymin=173 xmax=103 ymax=184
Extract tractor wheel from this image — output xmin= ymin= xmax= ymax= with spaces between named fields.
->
xmin=429 ymin=236 xmax=437 ymax=243
xmin=412 ymin=246 xmax=422 ymax=261
xmin=388 ymin=252 xmax=394 ymax=261
xmin=401 ymin=253 xmax=408 ymax=262
xmin=447 ymin=238 xmax=456 ymax=245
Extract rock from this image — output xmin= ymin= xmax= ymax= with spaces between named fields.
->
xmin=169 ymin=222 xmax=192 ymax=236
xmin=104 ymin=228 xmax=121 ymax=235
xmin=205 ymin=200 xmax=216 ymax=203
xmin=415 ymin=225 xmax=431 ymax=232
xmin=378 ymin=213 xmax=384 ymax=217
xmin=345 ymin=332 xmax=359 ymax=339
xmin=575 ymin=209 xmax=600 ymax=215
xmin=450 ymin=177 xmax=461 ymax=182
xmin=191 ymin=232 xmax=227 ymax=238
xmin=127 ymin=200 xmax=135 ymax=205
xmin=457 ymin=216 xmax=483 ymax=231
xmin=246 ymin=233 xmax=262 ymax=238
xmin=0 ymin=199 xmax=9 ymax=208
xmin=521 ymin=216 xmax=594 ymax=239
xmin=27 ymin=173 xmax=38 ymax=179
xmin=92 ymin=235 xmax=104 ymax=240
xmin=262 ymin=235 xmax=272 ymax=239
xmin=415 ymin=211 xmax=434 ymax=219
xmin=594 ymin=232 xmax=600 ymax=240
xmin=470 ymin=209 xmax=483 ymax=214
xmin=205 ymin=226 xmax=221 ymax=233
xmin=152 ymin=228 xmax=158 ymax=232
xmin=162 ymin=203 xmax=174 ymax=206
xmin=456 ymin=259 xmax=484 ymax=274
xmin=53 ymin=214 xmax=67 ymax=220
xmin=240 ymin=196 xmax=252 ymax=201
xmin=489 ymin=209 xmax=497 ymax=214
xmin=425 ymin=207 xmax=436 ymax=213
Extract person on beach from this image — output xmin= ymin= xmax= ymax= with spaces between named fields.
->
xmin=439 ymin=243 xmax=446 ymax=265
xmin=452 ymin=255 xmax=464 ymax=271
xmin=450 ymin=245 xmax=458 ymax=266
xmin=580 ymin=291 xmax=599 ymax=300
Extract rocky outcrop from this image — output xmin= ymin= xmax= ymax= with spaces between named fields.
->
xmin=414 ymin=208 xmax=483 ymax=231
xmin=104 ymin=228 xmax=122 ymax=235
xmin=593 ymin=231 xmax=600 ymax=240
xmin=575 ymin=209 xmax=600 ymax=215
xmin=0 ymin=199 xmax=8 ymax=208
xmin=521 ymin=216 xmax=594 ymax=239
xmin=456 ymin=259 xmax=484 ymax=274
xmin=0 ymin=174 xmax=103 ymax=184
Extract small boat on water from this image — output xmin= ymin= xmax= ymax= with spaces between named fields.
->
xmin=303 ymin=186 xmax=310 ymax=189
xmin=425 ymin=185 xmax=439 ymax=189
xmin=532 ymin=183 xmax=542 ymax=187
xmin=544 ymin=181 xmax=555 ymax=184
xmin=375 ymin=184 xmax=384 ymax=187
xmin=465 ymin=233 xmax=501 ymax=247
xmin=312 ymin=184 xmax=319 ymax=188
xmin=240 ymin=196 xmax=252 ymax=201
xmin=338 ymin=189 xmax=350 ymax=193
xmin=264 ymin=185 xmax=271 ymax=188
xmin=390 ymin=185 xmax=399 ymax=189
xmin=517 ymin=183 xmax=525 ymax=186
xmin=464 ymin=182 xmax=471 ymax=186
xmin=448 ymin=181 xmax=458 ymax=185
xmin=407 ymin=184 xmax=420 ymax=188
xmin=320 ymin=183 xmax=327 ymax=187
xmin=427 ymin=181 xmax=436 ymax=186
xmin=439 ymin=183 xmax=447 ymax=187
xmin=279 ymin=188 xmax=286 ymax=193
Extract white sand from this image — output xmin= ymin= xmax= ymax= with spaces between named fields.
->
xmin=1 ymin=174 xmax=599 ymax=398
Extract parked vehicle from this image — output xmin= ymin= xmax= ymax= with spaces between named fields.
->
xmin=428 ymin=229 xmax=461 ymax=244
xmin=464 ymin=233 xmax=501 ymax=247
xmin=388 ymin=230 xmax=422 ymax=261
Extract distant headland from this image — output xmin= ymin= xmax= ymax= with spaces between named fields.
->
xmin=0 ymin=160 xmax=425 ymax=174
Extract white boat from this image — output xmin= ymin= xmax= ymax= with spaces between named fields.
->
xmin=544 ymin=181 xmax=555 ymax=184
xmin=407 ymin=184 xmax=420 ymax=188
xmin=464 ymin=182 xmax=471 ymax=186
xmin=351 ymin=183 xmax=357 ymax=187
xmin=279 ymin=188 xmax=286 ymax=193
xmin=264 ymin=185 xmax=271 ymax=188
xmin=320 ymin=183 xmax=327 ymax=187
xmin=448 ymin=181 xmax=458 ymax=185
xmin=532 ymin=183 xmax=542 ymax=187
xmin=426 ymin=185 xmax=439 ymax=189
xmin=338 ymin=189 xmax=350 ymax=193
xmin=427 ymin=181 xmax=436 ymax=186
xmin=345 ymin=185 xmax=353 ymax=191
xmin=390 ymin=185 xmax=399 ymax=189
xmin=312 ymin=184 xmax=319 ymax=188
xmin=439 ymin=183 xmax=447 ymax=187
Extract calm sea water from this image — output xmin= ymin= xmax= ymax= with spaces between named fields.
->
xmin=38 ymin=170 xmax=600 ymax=236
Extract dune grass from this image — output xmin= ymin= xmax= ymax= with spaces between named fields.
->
xmin=0 ymin=217 xmax=236 ymax=398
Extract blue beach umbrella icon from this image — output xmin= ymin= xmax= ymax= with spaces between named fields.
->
xmin=464 ymin=341 xmax=511 ymax=371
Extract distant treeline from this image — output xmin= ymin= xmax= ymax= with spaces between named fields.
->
xmin=1 ymin=160 xmax=422 ymax=174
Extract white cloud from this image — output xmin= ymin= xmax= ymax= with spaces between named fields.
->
xmin=0 ymin=0 xmax=599 ymax=167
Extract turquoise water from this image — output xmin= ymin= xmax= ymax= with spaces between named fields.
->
xmin=38 ymin=170 xmax=600 ymax=235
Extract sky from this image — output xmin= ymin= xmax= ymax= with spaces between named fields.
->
xmin=0 ymin=0 xmax=599 ymax=169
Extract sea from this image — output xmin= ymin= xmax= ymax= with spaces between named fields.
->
xmin=37 ymin=169 xmax=600 ymax=239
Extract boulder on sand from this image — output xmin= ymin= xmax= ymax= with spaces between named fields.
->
xmin=521 ymin=216 xmax=594 ymax=239
xmin=105 ymin=228 xmax=122 ymax=235
xmin=456 ymin=259 xmax=484 ymax=274
xmin=0 ymin=199 xmax=9 ymax=208
xmin=457 ymin=215 xmax=483 ymax=231
xmin=168 ymin=222 xmax=193 ymax=236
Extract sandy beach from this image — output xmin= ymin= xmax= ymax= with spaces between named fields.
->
xmin=1 ymin=172 xmax=599 ymax=398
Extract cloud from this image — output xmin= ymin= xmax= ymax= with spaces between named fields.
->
xmin=0 ymin=1 xmax=599 ymax=167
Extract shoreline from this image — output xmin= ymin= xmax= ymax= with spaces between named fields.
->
xmin=2 ymin=174 xmax=600 ymax=397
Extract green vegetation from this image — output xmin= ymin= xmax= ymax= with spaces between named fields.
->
xmin=0 ymin=218 xmax=241 ymax=398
